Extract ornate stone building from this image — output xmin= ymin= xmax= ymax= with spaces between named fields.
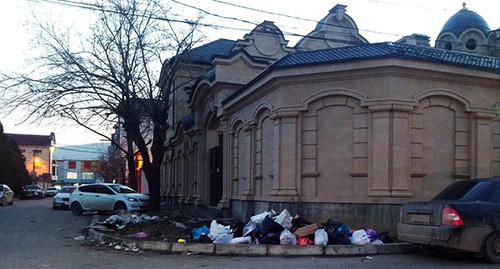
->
xmin=159 ymin=4 xmax=500 ymax=233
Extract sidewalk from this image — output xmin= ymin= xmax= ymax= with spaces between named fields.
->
xmin=87 ymin=227 xmax=419 ymax=257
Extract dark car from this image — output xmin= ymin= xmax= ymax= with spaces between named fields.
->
xmin=397 ymin=178 xmax=500 ymax=263
xmin=20 ymin=184 xmax=45 ymax=199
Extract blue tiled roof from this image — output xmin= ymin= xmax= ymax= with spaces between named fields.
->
xmin=222 ymin=42 xmax=500 ymax=105
xmin=183 ymin=39 xmax=236 ymax=64
xmin=273 ymin=42 xmax=500 ymax=72
xmin=439 ymin=8 xmax=490 ymax=37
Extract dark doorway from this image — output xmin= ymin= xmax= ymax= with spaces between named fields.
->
xmin=209 ymin=145 xmax=223 ymax=206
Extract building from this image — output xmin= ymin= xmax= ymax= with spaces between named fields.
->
xmin=159 ymin=4 xmax=500 ymax=233
xmin=54 ymin=143 xmax=108 ymax=185
xmin=6 ymin=132 xmax=57 ymax=188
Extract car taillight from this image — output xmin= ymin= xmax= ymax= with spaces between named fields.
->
xmin=441 ymin=206 xmax=464 ymax=226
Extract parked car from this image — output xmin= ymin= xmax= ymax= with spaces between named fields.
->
xmin=398 ymin=178 xmax=500 ymax=263
xmin=20 ymin=184 xmax=45 ymax=199
xmin=69 ymin=183 xmax=149 ymax=215
xmin=0 ymin=184 xmax=14 ymax=206
xmin=52 ymin=186 xmax=76 ymax=210
xmin=45 ymin=187 xmax=59 ymax=197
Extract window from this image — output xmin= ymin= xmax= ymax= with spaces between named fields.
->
xmin=443 ymin=41 xmax=452 ymax=50
xmin=465 ymin=38 xmax=477 ymax=50
xmin=68 ymin=161 xmax=76 ymax=169
xmin=83 ymin=161 xmax=92 ymax=169
xmin=66 ymin=172 xmax=78 ymax=179
xmin=82 ymin=172 xmax=94 ymax=180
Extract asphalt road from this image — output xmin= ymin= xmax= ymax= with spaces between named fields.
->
xmin=0 ymin=198 xmax=498 ymax=269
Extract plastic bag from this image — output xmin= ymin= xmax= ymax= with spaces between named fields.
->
xmin=192 ymin=225 xmax=210 ymax=240
xmin=314 ymin=228 xmax=328 ymax=246
xmin=242 ymin=221 xmax=257 ymax=236
xmin=213 ymin=233 xmax=234 ymax=244
xmin=350 ymin=229 xmax=370 ymax=245
xmin=261 ymin=215 xmax=284 ymax=236
xmin=208 ymin=220 xmax=232 ymax=241
xmin=230 ymin=236 xmax=252 ymax=244
xmin=296 ymin=237 xmax=314 ymax=245
xmin=279 ymin=229 xmax=297 ymax=245
xmin=250 ymin=211 xmax=272 ymax=224
xmin=274 ymin=209 xmax=293 ymax=229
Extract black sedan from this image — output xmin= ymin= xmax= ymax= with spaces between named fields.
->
xmin=19 ymin=184 xmax=45 ymax=199
xmin=398 ymin=178 xmax=500 ymax=263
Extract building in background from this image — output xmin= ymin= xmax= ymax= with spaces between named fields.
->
xmin=157 ymin=4 xmax=500 ymax=235
xmin=54 ymin=143 xmax=109 ymax=185
xmin=6 ymin=132 xmax=57 ymax=189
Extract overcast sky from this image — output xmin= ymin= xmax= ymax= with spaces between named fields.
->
xmin=1 ymin=0 xmax=499 ymax=145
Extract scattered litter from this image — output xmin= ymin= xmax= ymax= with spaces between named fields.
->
xmin=362 ymin=256 xmax=374 ymax=262
xmin=130 ymin=232 xmax=148 ymax=239
xmin=74 ymin=235 xmax=86 ymax=241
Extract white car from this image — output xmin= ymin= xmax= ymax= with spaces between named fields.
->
xmin=45 ymin=187 xmax=59 ymax=197
xmin=52 ymin=186 xmax=76 ymax=209
xmin=69 ymin=183 xmax=149 ymax=215
xmin=0 ymin=184 xmax=14 ymax=206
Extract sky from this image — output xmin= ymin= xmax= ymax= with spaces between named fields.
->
xmin=1 ymin=0 xmax=499 ymax=146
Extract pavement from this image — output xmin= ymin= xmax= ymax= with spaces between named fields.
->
xmin=86 ymin=214 xmax=419 ymax=257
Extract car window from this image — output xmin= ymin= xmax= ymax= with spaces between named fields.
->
xmin=432 ymin=180 xmax=480 ymax=200
xmin=477 ymin=182 xmax=500 ymax=203
xmin=0 ymin=185 xmax=3 ymax=191
xmin=109 ymin=185 xmax=137 ymax=194
xmin=60 ymin=187 xmax=76 ymax=193
xmin=94 ymin=185 xmax=114 ymax=195
xmin=78 ymin=185 xmax=94 ymax=193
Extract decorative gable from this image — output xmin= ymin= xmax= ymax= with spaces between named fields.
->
xmin=295 ymin=4 xmax=368 ymax=51
xmin=233 ymin=21 xmax=294 ymax=61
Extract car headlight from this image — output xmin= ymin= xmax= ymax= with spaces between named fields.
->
xmin=126 ymin=197 xmax=139 ymax=202
xmin=54 ymin=197 xmax=62 ymax=202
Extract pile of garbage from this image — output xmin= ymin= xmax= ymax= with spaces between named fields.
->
xmin=94 ymin=209 xmax=393 ymax=246
xmin=190 ymin=209 xmax=392 ymax=246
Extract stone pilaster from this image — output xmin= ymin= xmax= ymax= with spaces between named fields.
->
xmin=474 ymin=112 xmax=496 ymax=178
xmin=270 ymin=111 xmax=299 ymax=199
xmin=368 ymin=106 xmax=391 ymax=197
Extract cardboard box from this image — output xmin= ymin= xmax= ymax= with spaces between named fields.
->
xmin=293 ymin=223 xmax=318 ymax=238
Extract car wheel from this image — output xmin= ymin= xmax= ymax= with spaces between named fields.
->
xmin=71 ymin=202 xmax=84 ymax=216
xmin=113 ymin=202 xmax=127 ymax=213
xmin=484 ymin=232 xmax=500 ymax=263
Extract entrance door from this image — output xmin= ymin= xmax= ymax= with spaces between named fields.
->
xmin=209 ymin=146 xmax=223 ymax=206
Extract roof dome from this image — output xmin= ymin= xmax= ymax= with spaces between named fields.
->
xmin=439 ymin=7 xmax=490 ymax=37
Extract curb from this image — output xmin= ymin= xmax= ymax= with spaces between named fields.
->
xmin=87 ymin=228 xmax=419 ymax=257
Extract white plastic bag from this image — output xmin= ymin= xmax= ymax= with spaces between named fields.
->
xmin=274 ymin=209 xmax=293 ymax=230
xmin=250 ymin=211 xmax=271 ymax=224
xmin=350 ymin=230 xmax=371 ymax=245
xmin=208 ymin=220 xmax=232 ymax=241
xmin=280 ymin=229 xmax=297 ymax=245
xmin=213 ymin=233 xmax=234 ymax=244
xmin=242 ymin=221 xmax=257 ymax=236
xmin=314 ymin=228 xmax=328 ymax=246
xmin=229 ymin=236 xmax=252 ymax=244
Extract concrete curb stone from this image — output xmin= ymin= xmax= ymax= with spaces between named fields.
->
xmin=88 ymin=228 xmax=418 ymax=257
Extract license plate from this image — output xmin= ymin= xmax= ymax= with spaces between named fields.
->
xmin=409 ymin=214 xmax=430 ymax=223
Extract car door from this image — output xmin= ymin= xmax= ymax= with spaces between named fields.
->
xmin=75 ymin=185 xmax=97 ymax=209
xmin=91 ymin=185 xmax=116 ymax=211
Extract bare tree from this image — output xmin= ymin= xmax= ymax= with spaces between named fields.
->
xmin=0 ymin=0 xmax=202 ymax=211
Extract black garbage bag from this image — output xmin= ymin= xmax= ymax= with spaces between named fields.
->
xmin=261 ymin=215 xmax=284 ymax=236
xmin=258 ymin=232 xmax=281 ymax=245
xmin=323 ymin=219 xmax=343 ymax=244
